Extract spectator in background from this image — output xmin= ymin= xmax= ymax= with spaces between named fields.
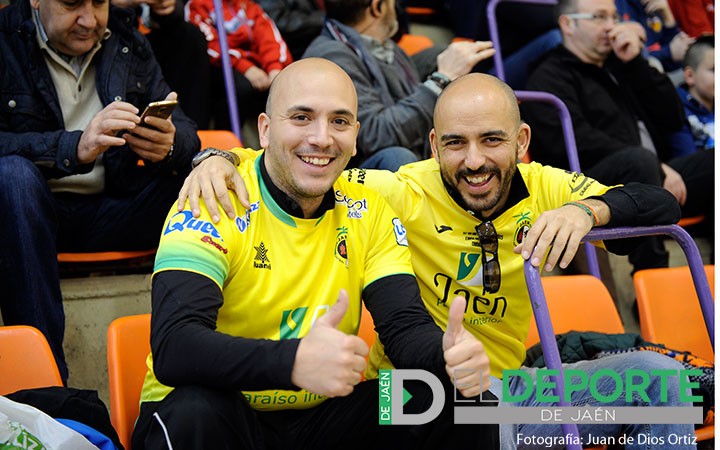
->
xmin=523 ymin=0 xmax=714 ymax=275
xmin=111 ymin=0 xmax=212 ymax=128
xmin=615 ymin=0 xmax=694 ymax=72
xmin=303 ymin=0 xmax=494 ymax=171
xmin=670 ymin=36 xmax=714 ymax=158
xmin=667 ymin=0 xmax=714 ymax=38
xmin=0 ymin=0 xmax=199 ymax=382
xmin=187 ymin=0 xmax=292 ymax=130
xmin=256 ymin=0 xmax=324 ymax=60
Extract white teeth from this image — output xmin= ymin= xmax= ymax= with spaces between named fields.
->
xmin=466 ymin=174 xmax=490 ymax=184
xmin=300 ymin=156 xmax=331 ymax=166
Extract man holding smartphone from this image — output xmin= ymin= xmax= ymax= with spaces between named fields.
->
xmin=0 ymin=0 xmax=199 ymax=382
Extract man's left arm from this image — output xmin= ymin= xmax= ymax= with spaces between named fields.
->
xmin=517 ymin=182 xmax=680 ymax=271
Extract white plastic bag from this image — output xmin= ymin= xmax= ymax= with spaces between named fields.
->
xmin=0 ymin=396 xmax=97 ymax=450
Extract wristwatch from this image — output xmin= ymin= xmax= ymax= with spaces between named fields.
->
xmin=191 ymin=148 xmax=240 ymax=169
xmin=427 ymin=71 xmax=451 ymax=90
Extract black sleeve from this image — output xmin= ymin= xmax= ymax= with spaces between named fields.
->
xmin=150 ymin=271 xmax=300 ymax=391
xmin=363 ymin=274 xmax=446 ymax=379
xmin=593 ymin=182 xmax=681 ymax=254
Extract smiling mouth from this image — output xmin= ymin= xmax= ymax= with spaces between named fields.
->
xmin=299 ymin=156 xmax=332 ymax=167
xmin=464 ymin=173 xmax=492 ymax=185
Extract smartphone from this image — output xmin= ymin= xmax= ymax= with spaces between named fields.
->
xmin=139 ymin=99 xmax=178 ymax=123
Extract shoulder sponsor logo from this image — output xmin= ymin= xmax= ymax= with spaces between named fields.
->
xmin=164 ymin=211 xmax=223 ymax=241
xmin=335 ymin=189 xmax=368 ymax=219
xmin=235 ymin=201 xmax=260 ymax=233
xmin=254 ymin=242 xmax=271 ymax=269
xmin=566 ymin=171 xmax=597 ymax=197
xmin=200 ymin=236 xmax=228 ymax=254
xmin=434 ymin=224 xmax=453 ymax=234
xmin=347 ymin=168 xmax=367 ymax=185
xmin=335 ymin=226 xmax=349 ymax=267
xmin=393 ymin=218 xmax=408 ymax=246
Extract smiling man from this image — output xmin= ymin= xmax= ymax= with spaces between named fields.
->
xmin=132 ymin=58 xmax=498 ymax=450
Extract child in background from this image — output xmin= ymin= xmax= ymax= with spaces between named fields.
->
xmin=669 ymin=35 xmax=714 ymax=157
xmin=188 ymin=0 xmax=293 ymax=129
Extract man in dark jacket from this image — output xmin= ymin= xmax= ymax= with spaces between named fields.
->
xmin=0 ymin=0 xmax=199 ymax=382
xmin=522 ymin=0 xmax=713 ymax=272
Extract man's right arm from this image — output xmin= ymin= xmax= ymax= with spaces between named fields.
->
xmin=151 ymin=270 xmax=301 ymax=390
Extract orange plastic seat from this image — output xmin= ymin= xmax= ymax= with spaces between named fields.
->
xmin=677 ymin=215 xmax=705 ymax=228
xmin=633 ymin=265 xmax=715 ymax=440
xmin=358 ymin=303 xmax=376 ymax=350
xmin=107 ymin=314 xmax=151 ymax=450
xmin=0 ymin=326 xmax=63 ymax=395
xmin=397 ymin=33 xmax=435 ymax=56
xmin=197 ymin=129 xmax=243 ymax=150
xmin=633 ymin=265 xmax=714 ymax=362
xmin=525 ymin=275 xmax=624 ymax=349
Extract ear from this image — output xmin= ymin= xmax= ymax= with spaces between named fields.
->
xmin=352 ymin=120 xmax=360 ymax=157
xmin=558 ymin=14 xmax=574 ymax=36
xmin=429 ymin=128 xmax=440 ymax=162
xmin=370 ymin=0 xmax=383 ymax=18
xmin=516 ymin=123 xmax=531 ymax=162
xmin=684 ymin=66 xmax=696 ymax=87
xmin=29 ymin=0 xmax=40 ymax=10
xmin=258 ymin=113 xmax=271 ymax=149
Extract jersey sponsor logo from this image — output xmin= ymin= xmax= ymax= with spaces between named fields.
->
xmin=566 ymin=171 xmax=597 ymax=197
xmin=433 ymin=272 xmax=508 ymax=319
xmin=392 ymin=218 xmax=408 ymax=246
xmin=200 ymin=236 xmax=228 ymax=254
xmin=457 ymin=252 xmax=485 ymax=286
xmin=335 ymin=190 xmax=368 ymax=219
xmin=434 ymin=224 xmax=453 ymax=234
xmin=279 ymin=305 xmax=330 ymax=339
xmin=253 ymin=242 xmax=271 ymax=269
xmin=235 ymin=201 xmax=260 ymax=233
xmin=335 ymin=226 xmax=349 ymax=267
xmin=347 ymin=168 xmax=367 ymax=185
xmin=512 ymin=211 xmax=532 ymax=247
xmin=164 ymin=211 xmax=223 ymax=241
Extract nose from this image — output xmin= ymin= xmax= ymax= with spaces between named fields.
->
xmin=464 ymin=143 xmax=487 ymax=171
xmin=76 ymin=1 xmax=98 ymax=29
xmin=307 ymin=120 xmax=333 ymax=149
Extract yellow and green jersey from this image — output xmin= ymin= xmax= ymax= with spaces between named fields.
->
xmin=140 ymin=152 xmax=414 ymax=410
xmin=345 ymin=159 xmax=614 ymax=379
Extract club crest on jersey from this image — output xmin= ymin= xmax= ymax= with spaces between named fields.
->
xmin=335 ymin=226 xmax=349 ymax=267
xmin=164 ymin=211 xmax=223 ymax=241
xmin=457 ymin=252 xmax=484 ymax=286
xmin=335 ymin=190 xmax=368 ymax=219
xmin=253 ymin=242 xmax=271 ymax=270
xmin=512 ymin=211 xmax=532 ymax=247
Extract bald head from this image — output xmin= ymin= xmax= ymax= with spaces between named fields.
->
xmin=266 ymin=58 xmax=358 ymax=118
xmin=434 ymin=73 xmax=521 ymax=129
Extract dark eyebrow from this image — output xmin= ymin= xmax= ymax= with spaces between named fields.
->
xmin=440 ymin=130 xmax=509 ymax=141
xmin=286 ymin=105 xmax=356 ymax=120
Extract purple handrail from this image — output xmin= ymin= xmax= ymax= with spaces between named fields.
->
xmin=486 ymin=0 xmax=558 ymax=82
xmin=211 ymin=0 xmax=243 ymax=140
xmin=525 ymin=224 xmax=714 ymax=450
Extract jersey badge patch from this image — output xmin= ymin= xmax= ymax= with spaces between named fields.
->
xmin=335 ymin=226 xmax=349 ymax=267
xmin=512 ymin=211 xmax=532 ymax=247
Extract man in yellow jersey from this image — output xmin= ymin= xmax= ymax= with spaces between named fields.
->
xmin=181 ymin=73 xmax=696 ymax=449
xmin=132 ymin=59 xmax=498 ymax=449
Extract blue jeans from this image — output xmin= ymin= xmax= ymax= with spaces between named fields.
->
xmin=0 ymin=156 xmax=182 ymax=382
xmin=490 ymin=352 xmax=697 ymax=450
xmin=360 ymin=147 xmax=418 ymax=172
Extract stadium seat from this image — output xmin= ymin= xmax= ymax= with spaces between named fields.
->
xmin=107 ymin=314 xmax=151 ymax=450
xmin=0 ymin=326 xmax=63 ymax=395
xmin=634 ymin=265 xmax=715 ymax=441
xmin=397 ymin=33 xmax=434 ymax=56
xmin=525 ymin=275 xmax=624 ymax=349
xmin=633 ymin=265 xmax=715 ymax=362
xmin=358 ymin=303 xmax=376 ymax=350
xmin=197 ymin=129 xmax=243 ymax=150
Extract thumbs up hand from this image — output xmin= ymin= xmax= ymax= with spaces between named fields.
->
xmin=442 ymin=297 xmax=491 ymax=398
xmin=291 ymin=289 xmax=369 ymax=398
